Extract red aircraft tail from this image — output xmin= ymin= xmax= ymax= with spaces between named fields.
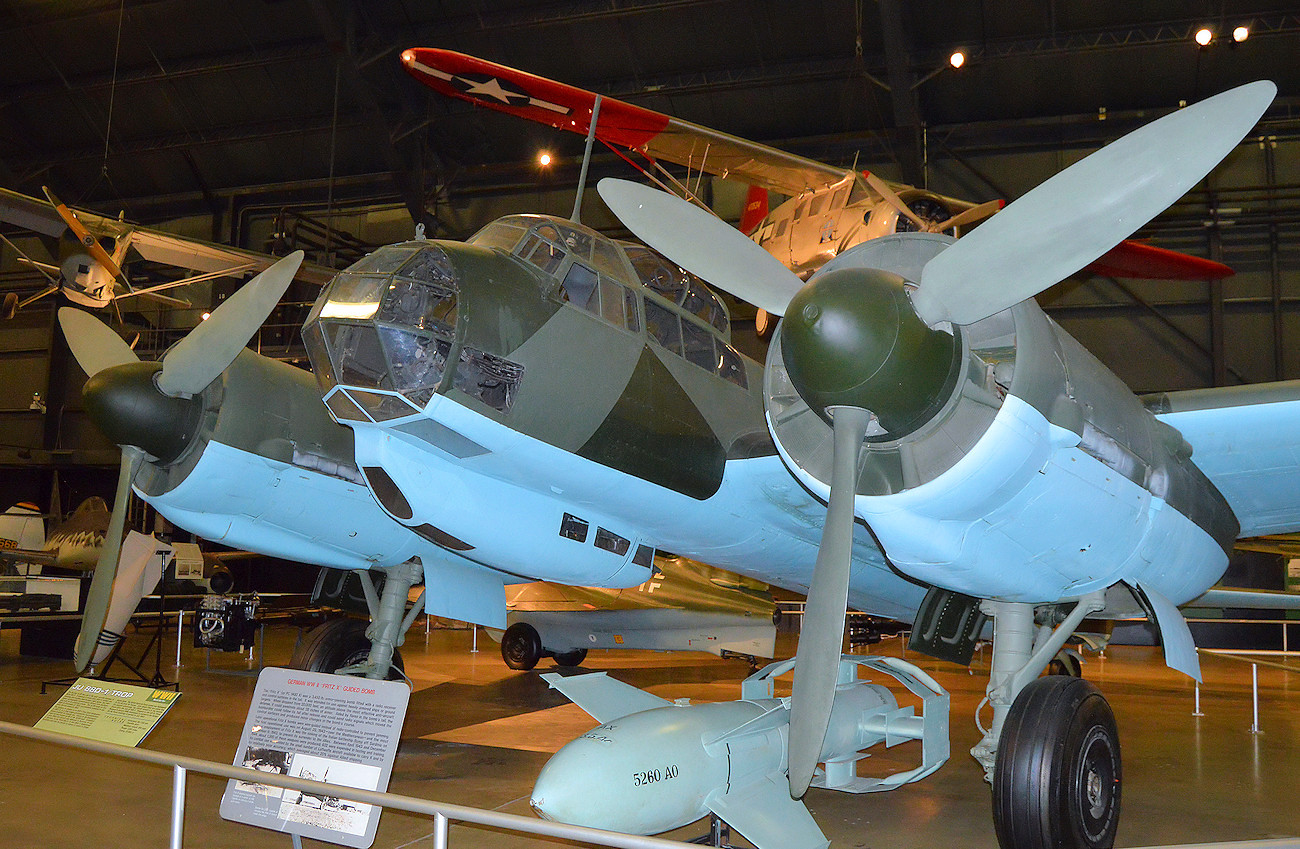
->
xmin=738 ymin=186 xmax=769 ymax=236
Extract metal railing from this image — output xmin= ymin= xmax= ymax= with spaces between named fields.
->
xmin=0 ymin=719 xmax=689 ymax=849
xmin=5 ymin=717 xmax=1299 ymax=849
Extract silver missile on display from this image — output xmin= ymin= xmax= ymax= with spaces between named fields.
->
xmin=530 ymin=656 xmax=949 ymax=849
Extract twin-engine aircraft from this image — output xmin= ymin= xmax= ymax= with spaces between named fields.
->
xmin=13 ymin=48 xmax=1300 ymax=849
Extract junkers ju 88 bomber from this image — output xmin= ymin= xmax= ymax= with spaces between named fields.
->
xmin=32 ymin=52 xmax=1300 ymax=849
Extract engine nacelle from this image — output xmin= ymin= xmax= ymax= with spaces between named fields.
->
xmin=765 ymin=234 xmax=1239 ymax=605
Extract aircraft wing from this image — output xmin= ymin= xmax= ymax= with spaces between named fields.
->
xmin=1088 ymin=240 xmax=1233 ymax=280
xmin=0 ymin=186 xmax=334 ymax=286
xmin=400 ymin=48 xmax=850 ymax=198
xmin=1190 ymin=588 xmax=1300 ymax=609
xmin=0 ymin=547 xmax=56 ymax=568
xmin=1150 ymin=381 xmax=1300 ymax=536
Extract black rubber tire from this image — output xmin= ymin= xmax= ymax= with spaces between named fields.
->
xmin=289 ymin=618 xmax=405 ymax=680
xmin=552 ymin=648 xmax=588 ymax=667
xmin=1047 ymin=651 xmax=1083 ymax=678
xmin=993 ymin=676 xmax=1121 ymax=849
xmin=501 ymin=622 xmax=543 ymax=670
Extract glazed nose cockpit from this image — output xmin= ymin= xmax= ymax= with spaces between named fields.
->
xmin=303 ymin=241 xmax=525 ymax=423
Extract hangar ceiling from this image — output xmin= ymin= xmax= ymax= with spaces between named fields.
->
xmin=3 ymin=1 xmax=1300 ymax=230
xmin=3 ymin=0 xmax=1300 ymax=420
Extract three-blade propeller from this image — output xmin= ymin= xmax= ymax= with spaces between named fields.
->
xmin=61 ymin=250 xmax=303 ymax=672
xmin=600 ymin=80 xmax=1274 ymax=799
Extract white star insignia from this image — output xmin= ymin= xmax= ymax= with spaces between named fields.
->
xmin=465 ymin=77 xmax=517 ymax=104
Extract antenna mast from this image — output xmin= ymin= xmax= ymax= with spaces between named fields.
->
xmin=571 ymin=94 xmax=603 ymax=224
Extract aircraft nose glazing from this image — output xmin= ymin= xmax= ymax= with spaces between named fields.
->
xmin=780 ymin=267 xmax=960 ymax=438
xmin=82 ymin=361 xmax=205 ymax=464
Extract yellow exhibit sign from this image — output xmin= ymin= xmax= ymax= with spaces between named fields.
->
xmin=35 ymin=678 xmax=180 ymax=747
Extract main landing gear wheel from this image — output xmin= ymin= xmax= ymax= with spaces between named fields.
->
xmin=501 ymin=622 xmax=543 ymax=670
xmin=993 ymin=676 xmax=1121 ymax=849
xmin=552 ymin=648 xmax=587 ymax=667
xmin=290 ymin=618 xmax=405 ymax=680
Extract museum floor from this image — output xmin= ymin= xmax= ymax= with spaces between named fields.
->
xmin=0 ymin=622 xmax=1298 ymax=849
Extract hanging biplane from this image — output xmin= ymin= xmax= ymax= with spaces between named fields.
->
xmin=0 ymin=186 xmax=333 ymax=318
xmin=2 ymin=45 xmax=1297 ymax=849
xmin=399 ymin=48 xmax=1234 ymax=291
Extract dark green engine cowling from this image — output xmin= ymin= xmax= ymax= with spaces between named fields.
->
xmin=779 ymin=267 xmax=961 ymax=438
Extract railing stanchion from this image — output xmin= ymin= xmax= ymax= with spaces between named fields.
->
xmin=170 ymin=764 xmax=186 ymax=849
xmin=434 ymin=811 xmax=450 ymax=849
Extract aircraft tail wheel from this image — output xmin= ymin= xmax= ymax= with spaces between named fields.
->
xmin=993 ymin=676 xmax=1121 ymax=849
xmin=290 ymin=618 xmax=405 ymax=680
xmin=552 ymin=648 xmax=587 ymax=667
xmin=501 ymin=622 xmax=543 ymax=670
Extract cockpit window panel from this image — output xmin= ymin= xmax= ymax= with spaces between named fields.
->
xmin=717 ymin=343 xmax=748 ymax=389
xmin=327 ymin=322 xmax=392 ymax=390
xmin=681 ymin=317 xmax=716 ymax=370
xmin=600 ymin=278 xmax=626 ymax=327
xmin=318 ymin=272 xmax=385 ymax=320
xmin=591 ymin=238 xmax=632 ymax=280
xmin=681 ymin=279 xmax=727 ymax=334
xmin=645 ymin=299 xmax=683 ymax=356
xmin=377 ymin=277 xmax=457 ymax=333
xmin=561 ymin=262 xmax=599 ymax=311
xmin=453 ymin=346 xmax=525 ymax=414
xmin=348 ymin=389 xmax=421 ymax=422
xmin=466 ymin=220 xmax=528 ymax=252
xmin=623 ymin=287 xmax=641 ymax=333
xmin=523 ymin=236 xmax=566 ymax=275
xmin=347 ymin=245 xmax=421 ymax=275
xmin=625 ymin=246 xmax=687 ymax=304
xmin=398 ymin=246 xmax=459 ymax=288
xmin=324 ymin=388 xmax=369 ymax=422
xmin=379 ymin=325 xmax=451 ymax=402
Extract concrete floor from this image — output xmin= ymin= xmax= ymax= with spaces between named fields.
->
xmin=0 ymin=622 xmax=1298 ymax=849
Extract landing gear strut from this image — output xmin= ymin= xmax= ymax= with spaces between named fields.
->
xmin=292 ymin=559 xmax=425 ymax=681
xmin=974 ymin=593 xmax=1117 ymax=849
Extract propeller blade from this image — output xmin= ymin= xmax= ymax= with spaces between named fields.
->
xmin=73 ymin=447 xmax=143 ymax=673
xmin=155 ymin=250 xmax=303 ymax=397
xmin=929 ymin=199 xmax=1004 ymax=233
xmin=598 ymin=179 xmax=802 ymax=316
xmin=862 ymin=171 xmax=929 ymax=231
xmin=787 ymin=405 xmax=872 ymax=797
xmin=914 ymin=81 xmax=1275 ymax=327
xmin=58 ymin=307 xmax=141 ymax=377
xmin=42 ymin=186 xmax=130 ymax=289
